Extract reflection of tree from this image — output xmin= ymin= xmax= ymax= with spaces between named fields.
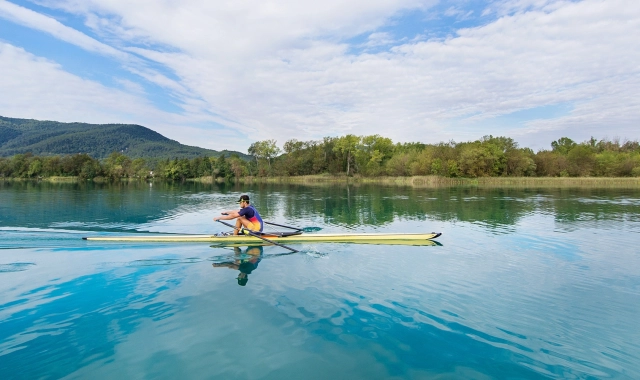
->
xmin=2 ymin=181 xmax=638 ymax=232
xmin=251 ymin=184 xmax=536 ymax=227
xmin=0 ymin=180 xmax=230 ymax=229
xmin=250 ymin=184 xmax=640 ymax=229
xmin=539 ymin=188 xmax=640 ymax=224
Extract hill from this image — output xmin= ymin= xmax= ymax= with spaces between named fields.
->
xmin=0 ymin=116 xmax=248 ymax=160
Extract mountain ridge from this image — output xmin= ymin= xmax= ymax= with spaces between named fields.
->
xmin=0 ymin=116 xmax=248 ymax=160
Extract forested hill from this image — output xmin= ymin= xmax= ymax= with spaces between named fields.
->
xmin=0 ymin=116 xmax=248 ymax=159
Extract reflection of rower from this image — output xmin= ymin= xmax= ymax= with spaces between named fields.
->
xmin=212 ymin=246 xmax=263 ymax=286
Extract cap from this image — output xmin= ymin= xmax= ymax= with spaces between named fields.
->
xmin=237 ymin=195 xmax=250 ymax=203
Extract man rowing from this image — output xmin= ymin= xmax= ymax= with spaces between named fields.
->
xmin=213 ymin=194 xmax=264 ymax=235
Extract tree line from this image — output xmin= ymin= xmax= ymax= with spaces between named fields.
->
xmin=0 ymin=152 xmax=247 ymax=181
xmin=252 ymin=135 xmax=640 ymax=178
xmin=1 ymin=135 xmax=639 ymax=180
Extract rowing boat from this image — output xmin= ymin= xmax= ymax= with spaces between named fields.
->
xmin=82 ymin=232 xmax=442 ymax=245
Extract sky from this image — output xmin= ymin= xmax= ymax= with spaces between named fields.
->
xmin=0 ymin=0 xmax=638 ymax=153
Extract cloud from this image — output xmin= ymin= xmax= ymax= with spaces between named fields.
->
xmin=0 ymin=42 xmax=143 ymax=121
xmin=0 ymin=42 xmax=245 ymax=150
xmin=0 ymin=0 xmax=127 ymax=60
xmin=364 ymin=32 xmax=396 ymax=48
xmin=0 ymin=0 xmax=639 ymax=151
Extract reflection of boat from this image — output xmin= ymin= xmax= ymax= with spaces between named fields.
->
xmin=83 ymin=232 xmax=442 ymax=246
xmin=209 ymin=239 xmax=441 ymax=247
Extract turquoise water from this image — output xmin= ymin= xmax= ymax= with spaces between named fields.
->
xmin=1 ymin=181 xmax=640 ymax=379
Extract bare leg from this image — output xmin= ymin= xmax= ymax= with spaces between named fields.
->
xmin=234 ymin=217 xmax=256 ymax=235
xmin=234 ymin=218 xmax=243 ymax=235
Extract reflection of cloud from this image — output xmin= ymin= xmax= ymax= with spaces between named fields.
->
xmin=1 ymin=186 xmax=639 ymax=378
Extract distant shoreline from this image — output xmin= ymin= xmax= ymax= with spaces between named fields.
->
xmin=4 ymin=175 xmax=638 ymax=188
xmin=234 ymin=175 xmax=640 ymax=188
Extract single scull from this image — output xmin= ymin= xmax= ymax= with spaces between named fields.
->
xmin=83 ymin=232 xmax=442 ymax=246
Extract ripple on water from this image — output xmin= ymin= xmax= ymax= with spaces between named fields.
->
xmin=0 ymin=263 xmax=36 ymax=273
xmin=2 ymin=184 xmax=640 ymax=378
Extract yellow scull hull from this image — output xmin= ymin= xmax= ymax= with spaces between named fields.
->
xmin=83 ymin=232 xmax=441 ymax=245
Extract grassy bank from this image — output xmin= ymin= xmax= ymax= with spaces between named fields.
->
xmin=4 ymin=175 xmax=640 ymax=188
xmin=233 ymin=175 xmax=640 ymax=188
xmin=0 ymin=176 xmax=80 ymax=182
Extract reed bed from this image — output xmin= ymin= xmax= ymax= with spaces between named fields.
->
xmin=470 ymin=177 xmax=640 ymax=188
xmin=235 ymin=175 xmax=640 ymax=188
xmin=4 ymin=175 xmax=639 ymax=188
xmin=0 ymin=176 xmax=80 ymax=182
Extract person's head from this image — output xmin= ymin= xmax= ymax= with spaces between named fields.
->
xmin=237 ymin=272 xmax=248 ymax=286
xmin=237 ymin=194 xmax=250 ymax=208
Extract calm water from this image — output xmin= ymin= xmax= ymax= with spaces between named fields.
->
xmin=1 ymin=181 xmax=639 ymax=379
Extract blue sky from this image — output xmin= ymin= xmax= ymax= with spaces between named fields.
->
xmin=1 ymin=0 xmax=638 ymax=152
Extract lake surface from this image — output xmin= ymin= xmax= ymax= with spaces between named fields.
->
xmin=1 ymin=181 xmax=639 ymax=379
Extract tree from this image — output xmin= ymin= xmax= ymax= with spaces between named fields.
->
xmin=28 ymin=158 xmax=43 ymax=178
xmin=357 ymin=135 xmax=394 ymax=176
xmin=228 ymin=154 xmax=247 ymax=179
xmin=333 ymin=134 xmax=360 ymax=176
xmin=505 ymin=148 xmax=536 ymax=176
xmin=103 ymin=152 xmax=132 ymax=179
xmin=248 ymin=139 xmax=281 ymax=175
xmin=214 ymin=154 xmax=233 ymax=180
xmin=551 ymin=137 xmax=577 ymax=155
xmin=567 ymin=145 xmax=595 ymax=176
xmin=79 ymin=160 xmax=101 ymax=180
xmin=131 ymin=158 xmax=148 ymax=178
xmin=535 ymin=150 xmax=569 ymax=177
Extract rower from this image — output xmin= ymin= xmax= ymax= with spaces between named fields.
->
xmin=214 ymin=194 xmax=264 ymax=235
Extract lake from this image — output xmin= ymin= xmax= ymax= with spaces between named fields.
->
xmin=1 ymin=181 xmax=639 ymax=379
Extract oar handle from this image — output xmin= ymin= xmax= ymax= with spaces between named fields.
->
xmin=216 ymin=220 xmax=298 ymax=253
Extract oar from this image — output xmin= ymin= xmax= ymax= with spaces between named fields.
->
xmin=263 ymin=221 xmax=322 ymax=233
xmin=263 ymin=221 xmax=302 ymax=231
xmin=216 ymin=220 xmax=298 ymax=253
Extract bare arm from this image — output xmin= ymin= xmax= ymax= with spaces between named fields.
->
xmin=212 ymin=262 xmax=240 ymax=269
xmin=213 ymin=209 xmax=241 ymax=221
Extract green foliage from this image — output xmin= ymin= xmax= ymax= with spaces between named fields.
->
xmin=248 ymin=139 xmax=281 ymax=176
xmin=333 ymin=135 xmax=361 ymax=176
xmin=0 ymin=116 xmax=248 ymax=160
xmin=567 ymin=145 xmax=595 ymax=176
xmin=551 ymin=137 xmax=577 ymax=155
xmin=2 ymin=130 xmax=638 ymax=180
xmin=213 ymin=155 xmax=234 ymax=181
xmin=267 ymin=135 xmax=639 ymax=179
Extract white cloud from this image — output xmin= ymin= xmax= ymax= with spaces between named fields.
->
xmin=364 ymin=32 xmax=396 ymax=48
xmin=0 ymin=42 xmax=246 ymax=151
xmin=0 ymin=0 xmax=126 ymax=60
xmin=1 ymin=0 xmax=639 ymax=151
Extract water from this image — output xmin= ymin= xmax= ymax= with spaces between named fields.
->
xmin=1 ymin=181 xmax=639 ymax=379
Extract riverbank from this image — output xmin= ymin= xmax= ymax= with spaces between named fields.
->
xmin=0 ymin=176 xmax=80 ymax=182
xmin=228 ymin=175 xmax=640 ymax=188
xmin=4 ymin=175 xmax=640 ymax=188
